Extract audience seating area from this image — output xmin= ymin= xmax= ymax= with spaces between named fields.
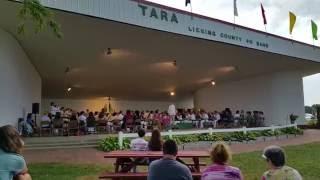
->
xmin=19 ymin=102 xmax=266 ymax=137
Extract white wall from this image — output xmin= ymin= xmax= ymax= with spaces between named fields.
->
xmin=42 ymin=98 xmax=194 ymax=113
xmin=194 ymin=71 xmax=305 ymax=125
xmin=0 ymin=28 xmax=42 ymax=126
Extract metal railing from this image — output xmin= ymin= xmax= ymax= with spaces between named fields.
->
xmin=118 ymin=124 xmax=298 ymax=149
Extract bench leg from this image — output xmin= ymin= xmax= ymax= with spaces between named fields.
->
xmin=192 ymin=157 xmax=200 ymax=172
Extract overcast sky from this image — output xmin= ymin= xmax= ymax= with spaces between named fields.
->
xmin=148 ymin=0 xmax=320 ymax=106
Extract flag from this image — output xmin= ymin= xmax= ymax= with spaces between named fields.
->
xmin=234 ymin=0 xmax=238 ymax=16
xmin=185 ymin=0 xmax=191 ymax=7
xmin=261 ymin=3 xmax=267 ymax=25
xmin=311 ymin=20 xmax=318 ymax=40
xmin=289 ymin=12 xmax=296 ymax=34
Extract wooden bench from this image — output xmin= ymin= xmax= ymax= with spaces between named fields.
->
xmin=114 ymin=162 xmax=206 ymax=167
xmin=99 ymin=172 xmax=202 ymax=179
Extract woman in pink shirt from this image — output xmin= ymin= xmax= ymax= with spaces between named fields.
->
xmin=202 ymin=142 xmax=243 ymax=180
xmin=161 ymin=112 xmax=171 ymax=129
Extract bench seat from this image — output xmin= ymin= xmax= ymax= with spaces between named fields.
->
xmin=99 ymin=172 xmax=202 ymax=179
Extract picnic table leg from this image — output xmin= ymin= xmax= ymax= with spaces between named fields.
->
xmin=192 ymin=157 xmax=200 ymax=172
xmin=115 ymin=158 xmax=120 ymax=173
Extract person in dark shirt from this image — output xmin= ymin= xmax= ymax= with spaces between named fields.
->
xmin=148 ymin=140 xmax=192 ymax=180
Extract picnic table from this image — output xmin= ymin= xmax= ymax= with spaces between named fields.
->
xmin=104 ymin=150 xmax=210 ymax=173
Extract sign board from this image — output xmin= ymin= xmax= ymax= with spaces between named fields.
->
xmin=40 ymin=0 xmax=320 ymax=62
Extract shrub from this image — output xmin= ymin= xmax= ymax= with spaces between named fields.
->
xmin=281 ymin=127 xmax=303 ymax=135
xmin=98 ymin=127 xmax=303 ymax=151
xmin=99 ymin=137 xmax=130 ymax=152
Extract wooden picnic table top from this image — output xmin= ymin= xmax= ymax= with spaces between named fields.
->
xmin=104 ymin=150 xmax=210 ymax=158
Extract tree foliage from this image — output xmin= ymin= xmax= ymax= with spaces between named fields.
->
xmin=305 ymin=106 xmax=313 ymax=114
xmin=17 ymin=0 xmax=62 ymax=38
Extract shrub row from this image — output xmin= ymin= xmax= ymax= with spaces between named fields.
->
xmin=99 ymin=127 xmax=303 ymax=152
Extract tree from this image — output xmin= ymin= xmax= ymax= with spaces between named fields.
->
xmin=305 ymin=106 xmax=313 ymax=114
xmin=16 ymin=0 xmax=62 ymax=38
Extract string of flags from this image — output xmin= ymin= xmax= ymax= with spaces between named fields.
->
xmin=184 ymin=0 xmax=319 ymax=44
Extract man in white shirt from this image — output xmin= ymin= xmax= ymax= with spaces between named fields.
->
xmin=213 ymin=111 xmax=221 ymax=128
xmin=130 ymin=129 xmax=148 ymax=151
xmin=200 ymin=111 xmax=209 ymax=128
xmin=41 ymin=113 xmax=51 ymax=128
xmin=78 ymin=111 xmax=87 ymax=126
xmin=117 ymin=111 xmax=124 ymax=121
xmin=130 ymin=129 xmax=148 ymax=172
xmin=168 ymin=104 xmax=176 ymax=127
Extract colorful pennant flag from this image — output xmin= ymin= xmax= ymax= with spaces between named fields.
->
xmin=261 ymin=3 xmax=267 ymax=25
xmin=289 ymin=12 xmax=296 ymax=34
xmin=234 ymin=0 xmax=238 ymax=16
xmin=311 ymin=20 xmax=318 ymax=40
xmin=185 ymin=0 xmax=191 ymax=7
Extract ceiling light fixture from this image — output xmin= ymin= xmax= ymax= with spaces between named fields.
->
xmin=106 ymin=48 xmax=112 ymax=55
xmin=65 ymin=67 xmax=70 ymax=73
xmin=211 ymin=81 xmax=216 ymax=86
xmin=173 ymin=60 xmax=177 ymax=67
xmin=170 ymin=91 xmax=175 ymax=96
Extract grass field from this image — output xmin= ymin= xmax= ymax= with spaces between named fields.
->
xmin=28 ymin=142 xmax=320 ymax=180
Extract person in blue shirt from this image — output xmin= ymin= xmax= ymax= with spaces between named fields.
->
xmin=0 ymin=125 xmax=32 ymax=180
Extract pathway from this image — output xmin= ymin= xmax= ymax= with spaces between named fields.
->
xmin=23 ymin=129 xmax=320 ymax=165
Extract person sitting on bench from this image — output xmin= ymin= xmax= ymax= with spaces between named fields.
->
xmin=148 ymin=139 xmax=192 ymax=180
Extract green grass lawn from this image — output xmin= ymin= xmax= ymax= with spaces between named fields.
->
xmin=29 ymin=142 xmax=320 ymax=180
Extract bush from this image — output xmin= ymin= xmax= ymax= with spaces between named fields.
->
xmin=99 ymin=137 xmax=130 ymax=152
xmin=98 ymin=127 xmax=304 ymax=151
xmin=281 ymin=127 xmax=303 ymax=135
xmin=198 ymin=133 xmax=224 ymax=141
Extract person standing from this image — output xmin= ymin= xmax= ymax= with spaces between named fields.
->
xmin=168 ymin=104 xmax=176 ymax=128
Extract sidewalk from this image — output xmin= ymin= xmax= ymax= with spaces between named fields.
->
xmin=23 ymin=129 xmax=320 ymax=165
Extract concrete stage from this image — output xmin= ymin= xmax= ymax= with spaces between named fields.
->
xmin=1 ymin=0 xmax=320 ymax=127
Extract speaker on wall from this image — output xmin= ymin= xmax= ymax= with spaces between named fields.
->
xmin=32 ymin=103 xmax=40 ymax=114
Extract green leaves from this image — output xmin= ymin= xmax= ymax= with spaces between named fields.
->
xmin=99 ymin=137 xmax=130 ymax=152
xmin=98 ymin=127 xmax=303 ymax=152
xmin=17 ymin=0 xmax=62 ymax=38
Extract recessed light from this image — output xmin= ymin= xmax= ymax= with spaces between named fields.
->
xmin=211 ymin=81 xmax=216 ymax=86
xmin=173 ymin=60 xmax=177 ymax=67
xmin=105 ymin=48 xmax=112 ymax=56
xmin=170 ymin=92 xmax=175 ymax=96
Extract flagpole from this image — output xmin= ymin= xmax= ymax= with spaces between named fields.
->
xmin=264 ymin=24 xmax=267 ymax=33
xmin=233 ymin=15 xmax=236 ymax=30
xmin=190 ymin=3 xmax=193 ymax=20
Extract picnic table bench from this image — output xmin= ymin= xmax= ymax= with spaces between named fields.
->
xmin=99 ymin=172 xmax=202 ymax=180
xmin=99 ymin=150 xmax=209 ymax=179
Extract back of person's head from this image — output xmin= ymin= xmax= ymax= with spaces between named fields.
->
xmin=27 ymin=113 xmax=32 ymax=119
xmin=137 ymin=128 xmax=145 ymax=138
xmin=210 ymin=142 xmax=232 ymax=165
xmin=263 ymin=145 xmax=286 ymax=167
xmin=149 ymin=129 xmax=162 ymax=151
xmin=55 ymin=112 xmax=61 ymax=119
xmin=126 ymin=110 xmax=131 ymax=115
xmin=163 ymin=139 xmax=178 ymax=156
xmin=0 ymin=125 xmax=23 ymax=154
